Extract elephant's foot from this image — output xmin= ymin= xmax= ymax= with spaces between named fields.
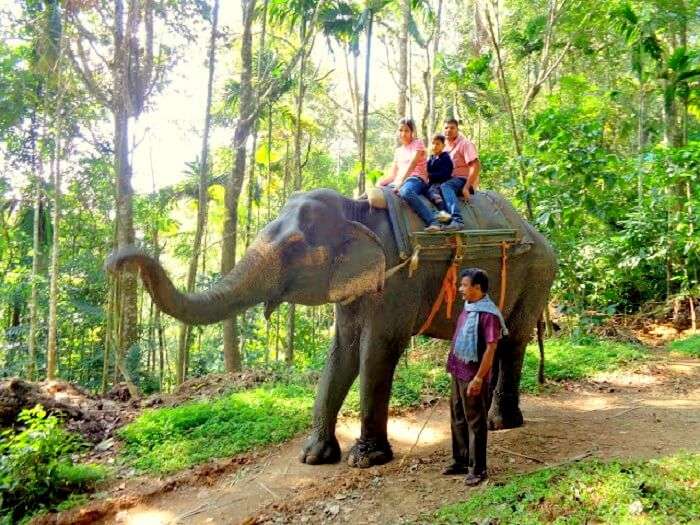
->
xmin=347 ymin=438 xmax=393 ymax=468
xmin=488 ymin=394 xmax=524 ymax=430
xmin=299 ymin=433 xmax=341 ymax=465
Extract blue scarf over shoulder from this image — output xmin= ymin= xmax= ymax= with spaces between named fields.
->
xmin=454 ymin=295 xmax=508 ymax=364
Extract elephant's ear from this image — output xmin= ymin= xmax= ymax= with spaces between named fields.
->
xmin=328 ymin=221 xmax=386 ymax=303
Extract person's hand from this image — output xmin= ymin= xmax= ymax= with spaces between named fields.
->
xmin=467 ymin=377 xmax=482 ymax=396
xmin=462 ymin=186 xmax=471 ymax=201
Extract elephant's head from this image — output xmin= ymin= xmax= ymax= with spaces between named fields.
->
xmin=106 ymin=189 xmax=386 ymax=325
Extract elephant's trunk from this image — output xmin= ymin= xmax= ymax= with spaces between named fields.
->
xmin=105 ymin=244 xmax=279 ymax=325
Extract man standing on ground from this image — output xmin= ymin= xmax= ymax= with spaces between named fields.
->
xmin=443 ymin=268 xmax=508 ymax=485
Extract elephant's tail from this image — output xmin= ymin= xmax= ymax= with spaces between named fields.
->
xmin=536 ymin=315 xmax=545 ymax=384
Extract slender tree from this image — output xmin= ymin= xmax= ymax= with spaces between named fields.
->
xmin=176 ymin=0 xmax=220 ymax=385
xmin=397 ymin=0 xmax=410 ymax=118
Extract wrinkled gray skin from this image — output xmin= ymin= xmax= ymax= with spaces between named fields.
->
xmin=107 ymin=188 xmax=556 ymax=468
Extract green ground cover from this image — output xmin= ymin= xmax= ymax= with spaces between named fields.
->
xmin=0 ymin=407 xmax=108 ymax=524
xmin=118 ymin=384 xmax=314 ymax=473
xmin=667 ymin=334 xmax=700 ymax=357
xmin=431 ymin=452 xmax=700 ymax=524
xmin=118 ymin=336 xmax=650 ymax=474
xmin=520 ymin=337 xmax=649 ymax=392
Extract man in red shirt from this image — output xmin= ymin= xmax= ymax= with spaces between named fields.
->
xmin=444 ymin=118 xmax=480 ymax=196
xmin=437 ymin=119 xmax=480 ymax=231
xmin=443 ymin=268 xmax=507 ymax=485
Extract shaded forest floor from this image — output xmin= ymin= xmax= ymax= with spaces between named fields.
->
xmin=43 ymin=341 xmax=700 ymax=525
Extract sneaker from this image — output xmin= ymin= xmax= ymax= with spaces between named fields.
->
xmin=424 ymin=222 xmax=442 ymax=232
xmin=442 ymin=463 xmax=469 ymax=475
xmin=442 ymin=220 xmax=464 ymax=232
xmin=436 ymin=210 xmax=452 ymax=223
xmin=464 ymin=472 xmax=487 ymax=486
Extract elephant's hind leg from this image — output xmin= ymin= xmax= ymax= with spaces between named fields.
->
xmin=300 ymin=312 xmax=360 ymax=465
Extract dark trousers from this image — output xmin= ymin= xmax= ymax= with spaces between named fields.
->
xmin=450 ymin=375 xmax=488 ymax=475
xmin=439 ymin=177 xmax=466 ymax=224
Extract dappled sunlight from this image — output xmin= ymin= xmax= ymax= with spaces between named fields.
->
xmin=525 ymin=392 xmax=619 ymax=412
xmin=115 ymin=508 xmax=176 ymax=525
xmin=591 ymin=370 xmax=659 ymax=386
xmin=642 ymin=398 xmax=700 ymax=409
xmin=664 ymin=361 xmax=700 ymax=374
xmin=336 ymin=413 xmax=449 ymax=448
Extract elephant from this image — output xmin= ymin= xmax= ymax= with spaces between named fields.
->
xmin=107 ymin=188 xmax=556 ymax=468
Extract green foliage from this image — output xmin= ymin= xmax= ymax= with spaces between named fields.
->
xmin=667 ymin=334 xmax=700 ymax=357
xmin=342 ymin=358 xmax=451 ymax=415
xmin=431 ymin=452 xmax=700 ymax=524
xmin=118 ymin=384 xmax=314 ymax=474
xmin=0 ymin=406 xmax=107 ymax=524
xmin=521 ymin=337 xmax=648 ymax=393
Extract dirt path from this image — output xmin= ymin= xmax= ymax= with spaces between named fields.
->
xmin=104 ymin=357 xmax=700 ymax=525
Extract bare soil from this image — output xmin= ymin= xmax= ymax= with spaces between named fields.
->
xmin=47 ymin=353 xmax=699 ymax=525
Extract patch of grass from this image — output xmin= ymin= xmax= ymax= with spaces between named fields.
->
xmin=341 ymin=359 xmax=451 ymax=415
xmin=431 ymin=452 xmax=700 ymax=524
xmin=521 ymin=337 xmax=648 ymax=393
xmin=118 ymin=384 xmax=313 ymax=474
xmin=667 ymin=334 xmax=700 ymax=357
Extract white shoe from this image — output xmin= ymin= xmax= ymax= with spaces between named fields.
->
xmin=436 ymin=211 xmax=452 ymax=223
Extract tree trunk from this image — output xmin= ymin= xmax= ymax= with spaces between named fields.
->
xmin=358 ymin=9 xmax=374 ymax=196
xmin=286 ymin=304 xmax=295 ymax=365
xmin=113 ymin=0 xmax=138 ymax=394
xmin=481 ymin=1 xmax=533 ymax=220
xmin=176 ymin=0 xmax=219 ymax=384
xmin=27 ymin=162 xmax=42 ymax=381
xmin=101 ymin=277 xmax=115 ymax=395
xmin=286 ymin=16 xmax=311 ymax=362
xmin=46 ymin=132 xmax=61 ymax=380
xmin=222 ymin=0 xmax=257 ymax=372
xmin=397 ymin=0 xmax=410 ymax=118
xmin=429 ymin=0 xmax=443 ymax=134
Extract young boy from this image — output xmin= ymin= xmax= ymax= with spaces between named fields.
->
xmin=425 ymin=134 xmax=454 ymax=232
xmin=444 ymin=268 xmax=508 ymax=485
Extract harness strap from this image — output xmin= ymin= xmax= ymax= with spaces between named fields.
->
xmin=417 ymin=238 xmax=511 ymax=335
xmin=417 ymin=236 xmax=464 ymax=335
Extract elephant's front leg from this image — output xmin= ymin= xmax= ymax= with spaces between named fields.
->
xmin=300 ymin=316 xmax=360 ymax=465
xmin=347 ymin=332 xmax=409 ymax=468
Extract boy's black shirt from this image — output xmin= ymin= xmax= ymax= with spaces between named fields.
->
xmin=427 ymin=151 xmax=454 ymax=184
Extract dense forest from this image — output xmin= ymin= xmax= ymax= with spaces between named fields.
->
xmin=0 ymin=0 xmax=698 ymax=392
xmin=1 ymin=1 xmax=700 ymax=523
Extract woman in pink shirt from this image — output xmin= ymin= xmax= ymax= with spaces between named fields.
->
xmin=377 ymin=118 xmax=440 ymax=229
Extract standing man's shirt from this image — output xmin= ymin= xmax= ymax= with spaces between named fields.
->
xmin=427 ymin=151 xmax=454 ymax=185
xmin=447 ymin=309 xmax=501 ymax=383
xmin=445 ymin=134 xmax=479 ymax=187
xmin=378 ymin=138 xmax=428 ymax=186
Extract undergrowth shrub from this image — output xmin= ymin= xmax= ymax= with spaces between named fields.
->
xmin=432 ymin=452 xmax=700 ymax=524
xmin=0 ymin=406 xmax=107 ymax=524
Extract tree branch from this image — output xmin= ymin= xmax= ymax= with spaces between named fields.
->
xmin=65 ymin=43 xmax=111 ymax=107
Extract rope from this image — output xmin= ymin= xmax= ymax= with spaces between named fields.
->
xmin=384 ymin=257 xmax=412 ymax=280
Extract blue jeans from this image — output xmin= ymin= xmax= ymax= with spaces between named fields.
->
xmin=439 ymin=177 xmax=466 ymax=224
xmin=397 ymin=177 xmax=435 ymax=225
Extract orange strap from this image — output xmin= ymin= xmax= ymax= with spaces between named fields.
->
xmin=418 ymin=239 xmax=510 ymax=335
xmin=417 ymin=236 xmax=464 ymax=335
